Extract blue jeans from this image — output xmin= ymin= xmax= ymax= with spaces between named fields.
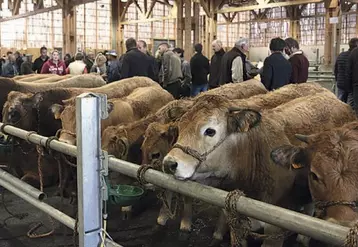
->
xmin=337 ymin=87 xmax=354 ymax=108
xmin=191 ymin=84 xmax=208 ymax=97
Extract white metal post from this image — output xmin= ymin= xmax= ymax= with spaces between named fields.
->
xmin=76 ymin=93 xmax=102 ymax=247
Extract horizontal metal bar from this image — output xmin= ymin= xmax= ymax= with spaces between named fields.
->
xmin=108 ymin=158 xmax=349 ymax=245
xmin=0 ymin=168 xmax=46 ymax=201
xmin=307 ymin=76 xmax=335 ymax=79
xmin=0 ymin=123 xmax=77 ymax=157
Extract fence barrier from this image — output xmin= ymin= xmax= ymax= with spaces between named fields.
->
xmin=0 ymin=93 xmax=352 ymax=246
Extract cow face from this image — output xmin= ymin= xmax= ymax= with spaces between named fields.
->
xmin=2 ymin=92 xmax=35 ymax=131
xmin=271 ymin=123 xmax=358 ymax=227
xmin=141 ymin=123 xmax=178 ymax=165
xmin=51 ymin=104 xmax=76 ymax=145
xmin=162 ymin=96 xmax=261 ymax=182
xmin=102 ymin=126 xmax=129 ymax=159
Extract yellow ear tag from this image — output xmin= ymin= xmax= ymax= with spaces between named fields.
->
xmin=292 ymin=163 xmax=303 ymax=169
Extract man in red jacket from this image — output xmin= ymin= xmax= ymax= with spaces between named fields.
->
xmin=285 ymin=38 xmax=309 ymax=83
xmin=40 ymin=50 xmax=67 ymax=75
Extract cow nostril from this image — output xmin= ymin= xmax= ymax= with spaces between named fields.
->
xmin=168 ymin=161 xmax=178 ymax=174
xmin=151 ymin=152 xmax=161 ymax=161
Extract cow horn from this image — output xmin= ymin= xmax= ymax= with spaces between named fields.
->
xmin=295 ymin=134 xmax=309 ymax=143
xmin=228 ymin=107 xmax=244 ymax=113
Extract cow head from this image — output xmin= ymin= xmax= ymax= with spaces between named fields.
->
xmin=162 ymin=95 xmax=261 ymax=181
xmin=271 ymin=122 xmax=358 ymax=227
xmin=102 ymin=126 xmax=129 ymax=159
xmin=2 ymin=91 xmax=36 ymax=131
xmin=141 ymin=122 xmax=178 ymax=166
xmin=53 ymin=102 xmax=115 ymax=145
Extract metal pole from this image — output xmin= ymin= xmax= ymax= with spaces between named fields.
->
xmin=108 ymin=158 xmax=350 ymax=246
xmin=0 ymin=177 xmax=75 ymax=229
xmin=0 ymin=168 xmax=46 ymax=201
xmin=76 ymin=93 xmax=102 ymax=247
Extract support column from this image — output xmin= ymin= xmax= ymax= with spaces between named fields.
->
xmin=208 ymin=0 xmax=217 ymax=58
xmin=323 ymin=0 xmax=338 ymax=66
xmin=62 ymin=0 xmax=77 ymax=55
xmin=193 ymin=2 xmax=200 ymax=44
xmin=111 ymin=0 xmax=119 ymax=50
xmin=176 ymin=0 xmax=183 ymax=48
xmin=184 ymin=0 xmax=192 ymax=61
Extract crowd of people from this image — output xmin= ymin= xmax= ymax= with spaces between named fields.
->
xmin=0 ymin=36 xmax=311 ymax=99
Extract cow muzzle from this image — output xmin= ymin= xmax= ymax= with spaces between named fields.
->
xmin=162 ymin=156 xmax=178 ymax=175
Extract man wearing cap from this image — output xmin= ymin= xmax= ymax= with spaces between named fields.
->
xmin=106 ymin=50 xmax=121 ymax=83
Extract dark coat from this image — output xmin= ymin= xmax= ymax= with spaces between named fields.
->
xmin=84 ymin=57 xmax=94 ymax=73
xmin=209 ymin=49 xmax=225 ymax=88
xmin=220 ymin=47 xmax=247 ymax=85
xmin=147 ymin=54 xmax=159 ymax=82
xmin=190 ymin=52 xmax=210 ymax=85
xmin=120 ymin=48 xmax=151 ymax=79
xmin=289 ymin=51 xmax=309 ymax=83
xmin=335 ymin=50 xmax=351 ymax=91
xmin=107 ymin=59 xmax=121 ymax=83
xmin=32 ymin=56 xmax=49 ymax=74
xmin=261 ymin=52 xmax=292 ymax=91
xmin=345 ymin=48 xmax=358 ymax=92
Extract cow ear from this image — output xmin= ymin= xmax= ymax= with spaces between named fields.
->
xmin=270 ymin=145 xmax=309 ymax=170
xmin=227 ymin=109 xmax=261 ymax=133
xmin=168 ymin=107 xmax=185 ymax=121
xmin=107 ymin=102 xmax=114 ymax=114
xmin=51 ymin=104 xmax=64 ymax=120
xmin=167 ymin=125 xmax=178 ymax=146
xmin=32 ymin=93 xmax=44 ymax=108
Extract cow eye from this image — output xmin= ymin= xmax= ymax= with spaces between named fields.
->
xmin=204 ymin=128 xmax=216 ymax=137
xmin=151 ymin=152 xmax=161 ymax=160
xmin=310 ymin=171 xmax=319 ymax=182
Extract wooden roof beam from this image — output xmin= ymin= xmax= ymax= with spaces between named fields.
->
xmin=12 ymin=0 xmax=22 ymax=15
xmin=217 ymin=0 xmax=323 ymax=13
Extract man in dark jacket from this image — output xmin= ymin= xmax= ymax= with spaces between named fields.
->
xmin=121 ymin=38 xmax=151 ymax=79
xmin=220 ymin=38 xmax=249 ymax=85
xmin=137 ymin=40 xmax=159 ymax=82
xmin=173 ymin=48 xmax=191 ymax=97
xmin=32 ymin=46 xmax=49 ymax=73
xmin=346 ymin=45 xmax=358 ymax=114
xmin=261 ymin=38 xmax=292 ymax=91
xmin=335 ymin=38 xmax=358 ymax=106
xmin=285 ymin=38 xmax=309 ymax=84
xmin=190 ymin=43 xmax=210 ymax=96
xmin=209 ymin=40 xmax=225 ymax=89
xmin=106 ymin=50 xmax=121 ymax=83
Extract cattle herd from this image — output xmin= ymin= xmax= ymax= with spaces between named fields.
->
xmin=0 ymin=73 xmax=357 ymax=246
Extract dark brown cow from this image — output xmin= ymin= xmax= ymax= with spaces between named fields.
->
xmin=162 ymin=92 xmax=356 ymax=246
xmin=0 ymin=75 xmax=105 ymax=120
xmin=271 ymin=121 xmax=358 ymax=228
xmin=3 ymin=77 xmax=159 ymax=137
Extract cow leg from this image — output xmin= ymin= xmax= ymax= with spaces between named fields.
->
xmin=210 ymin=209 xmax=228 ymax=246
xmin=21 ymin=172 xmax=40 ymax=188
xmin=157 ymin=190 xmax=173 ymax=226
xmin=262 ymin=224 xmax=284 ymax=247
xmin=179 ymin=196 xmax=192 ymax=232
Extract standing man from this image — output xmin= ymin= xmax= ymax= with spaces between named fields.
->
xmin=121 ymin=38 xmax=151 ymax=79
xmin=66 ymin=52 xmax=88 ymax=75
xmin=285 ymin=38 xmax=309 ymax=83
xmin=158 ymin=43 xmax=183 ymax=99
xmin=220 ymin=38 xmax=249 ymax=85
xmin=209 ymin=40 xmax=225 ymax=89
xmin=335 ymin=38 xmax=358 ymax=107
xmin=2 ymin=54 xmax=19 ymax=78
xmin=137 ymin=39 xmax=159 ymax=82
xmin=106 ymin=50 xmax=121 ymax=83
xmin=190 ymin=43 xmax=210 ymax=96
xmin=261 ymin=38 xmax=292 ymax=91
xmin=84 ymin=51 xmax=95 ymax=73
xmin=33 ymin=46 xmax=49 ymax=73
xmin=173 ymin=47 xmax=191 ymax=97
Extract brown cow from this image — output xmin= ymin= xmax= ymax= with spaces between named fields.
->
xmin=270 ymin=121 xmax=358 ymax=228
xmin=141 ymin=82 xmax=328 ymax=165
xmin=3 ymin=77 xmax=159 ymax=137
xmin=53 ymin=86 xmax=173 ymax=145
xmin=102 ymin=79 xmax=268 ymax=163
xmin=162 ymin=92 xmax=356 ymax=246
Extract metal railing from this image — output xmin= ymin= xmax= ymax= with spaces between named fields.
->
xmin=0 ymin=92 xmax=352 ymax=246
